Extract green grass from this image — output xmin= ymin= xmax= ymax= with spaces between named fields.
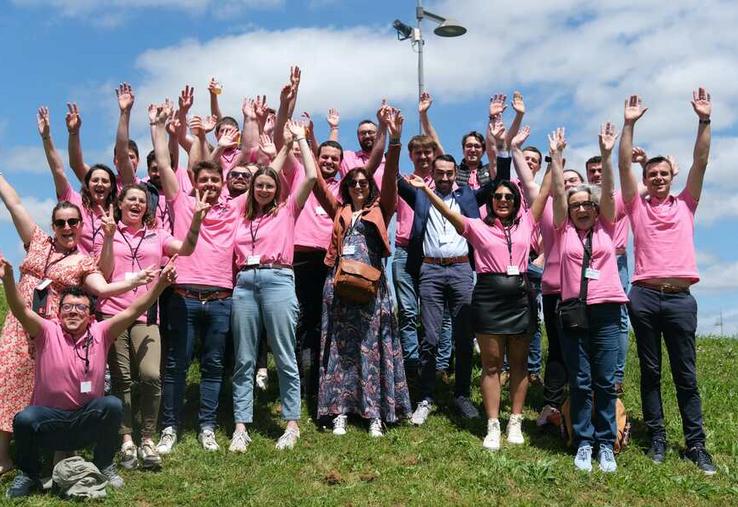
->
xmin=0 ymin=291 xmax=737 ymax=505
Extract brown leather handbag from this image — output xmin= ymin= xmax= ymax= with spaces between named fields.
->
xmin=334 ymin=257 xmax=381 ymax=304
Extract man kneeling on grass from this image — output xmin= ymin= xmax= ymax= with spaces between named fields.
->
xmin=3 ymin=256 xmax=177 ymax=498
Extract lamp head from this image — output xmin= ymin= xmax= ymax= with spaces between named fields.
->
xmin=433 ymin=19 xmax=467 ymax=37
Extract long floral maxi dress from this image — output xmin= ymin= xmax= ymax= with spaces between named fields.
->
xmin=317 ymin=219 xmax=411 ymax=423
xmin=0 ymin=226 xmax=98 ymax=432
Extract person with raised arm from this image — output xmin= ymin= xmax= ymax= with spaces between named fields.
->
xmin=150 ymin=102 xmax=247 ymax=455
xmin=334 ymin=108 xmax=387 ymax=183
xmin=314 ymin=107 xmax=410 ymax=437
xmin=3 ymin=257 xmax=177 ymax=498
xmin=618 ymin=90 xmax=716 ymax=474
xmin=0 ymin=173 xmax=154 ymax=478
xmin=551 ymin=124 xmax=627 ymax=473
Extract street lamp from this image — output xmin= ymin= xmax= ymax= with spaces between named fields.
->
xmin=393 ymin=0 xmax=467 ymax=120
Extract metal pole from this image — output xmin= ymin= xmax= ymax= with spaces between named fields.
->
xmin=416 ymin=0 xmax=425 ymax=132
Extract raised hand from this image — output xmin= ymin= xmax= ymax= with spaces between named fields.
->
xmin=488 ymin=116 xmax=506 ymax=144
xmin=99 ymin=204 xmax=116 ymax=238
xmin=159 ymin=255 xmax=178 ymax=286
xmin=624 ymin=95 xmax=647 ymax=123
xmin=153 ymin=103 xmax=169 ymax=126
xmin=37 ymin=106 xmax=50 ymax=138
xmin=178 ymin=85 xmax=194 ymax=114
xmin=166 ymin=111 xmax=182 ymax=136
xmin=189 ymin=116 xmax=204 ymax=138
xmin=598 ymin=122 xmax=618 ymax=153
xmin=208 ymin=77 xmax=222 ymax=96
xmin=510 ymin=125 xmax=531 ymax=149
xmin=258 ymin=133 xmax=276 ymax=158
xmin=691 ymin=87 xmax=711 ymax=119
xmin=547 ymin=128 xmax=567 ymax=153
xmin=264 ymin=112 xmax=276 ymax=136
xmin=376 ymin=99 xmax=389 ymax=127
xmin=511 ymin=91 xmax=525 ymax=115
xmin=386 ymin=108 xmax=404 ymax=139
xmin=147 ymin=104 xmax=158 ymax=124
xmin=489 ymin=93 xmax=507 ymax=117
xmin=289 ymin=66 xmax=301 ymax=92
xmin=254 ymin=95 xmax=269 ymax=121
xmin=632 ymin=146 xmax=648 ymax=165
xmin=665 ymin=154 xmax=680 ymax=178
xmin=65 ymin=103 xmax=82 ymax=133
xmin=419 ymin=91 xmax=433 ymax=113
xmin=326 ymin=108 xmax=340 ymax=128
xmin=201 ymin=115 xmax=217 ymax=133
xmin=193 ymin=190 xmax=212 ymax=220
xmin=406 ymin=174 xmax=427 ymax=189
xmin=217 ymin=127 xmax=239 ymax=149
xmin=286 ymin=118 xmax=306 ymax=139
xmin=242 ymin=97 xmax=257 ymax=120
xmin=299 ymin=112 xmax=313 ymax=133
xmin=116 ymin=82 xmax=135 ymax=112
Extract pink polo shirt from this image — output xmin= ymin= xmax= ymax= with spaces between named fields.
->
xmin=98 ymin=225 xmax=176 ymax=321
xmin=396 ymin=173 xmax=434 ymax=248
xmin=462 ymin=211 xmax=533 ymax=274
xmin=169 ymin=189 xmax=246 ymax=289
xmin=291 ymin=165 xmax=339 ymax=251
xmin=613 ymin=192 xmax=629 ymax=252
xmin=540 ymin=198 xmax=562 ymax=295
xmin=626 ymin=188 xmax=699 ymax=283
xmin=58 ymin=182 xmax=104 ymax=256
xmin=234 ymin=194 xmax=302 ymax=266
xmin=556 ymin=218 xmax=628 ymax=304
xmin=340 ymin=149 xmax=385 ymax=186
xmin=32 ymin=318 xmax=114 ymax=411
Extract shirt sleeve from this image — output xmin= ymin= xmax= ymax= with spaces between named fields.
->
xmin=678 ymin=187 xmax=698 ymax=212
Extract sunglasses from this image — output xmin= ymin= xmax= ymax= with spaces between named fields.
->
xmin=568 ymin=201 xmax=596 ymax=211
xmin=464 ymin=143 xmax=483 ymax=149
xmin=53 ymin=218 xmax=81 ymax=228
xmin=228 ymin=171 xmax=250 ymax=180
xmin=493 ymin=193 xmax=514 ymax=202
xmin=60 ymin=303 xmax=89 ymax=313
xmin=349 ymin=179 xmax=369 ymax=189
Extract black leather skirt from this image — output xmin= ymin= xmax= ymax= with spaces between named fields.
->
xmin=472 ymin=272 xmax=534 ymax=335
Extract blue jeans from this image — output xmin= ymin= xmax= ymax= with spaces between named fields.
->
xmin=232 ymin=268 xmax=301 ymax=423
xmin=615 ymin=254 xmax=630 ymax=383
xmin=560 ymin=303 xmax=620 ymax=449
xmin=161 ymin=292 xmax=232 ymax=431
xmin=13 ymin=396 xmax=122 ymax=478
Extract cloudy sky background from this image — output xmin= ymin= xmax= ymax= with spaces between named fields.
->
xmin=2 ymin=0 xmax=737 ymax=335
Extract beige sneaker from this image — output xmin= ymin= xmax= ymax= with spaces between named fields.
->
xmin=483 ymin=419 xmax=501 ymax=451
xmin=507 ymin=414 xmax=525 ymax=444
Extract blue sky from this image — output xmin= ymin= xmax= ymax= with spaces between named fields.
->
xmin=1 ymin=0 xmax=737 ymax=335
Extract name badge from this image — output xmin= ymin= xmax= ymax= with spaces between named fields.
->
xmin=35 ymin=279 xmax=52 ymax=291
xmin=80 ymin=381 xmax=92 ymax=394
xmin=506 ymin=265 xmax=520 ymax=276
xmin=439 ymin=233 xmax=454 ymax=245
xmin=585 ymin=268 xmax=601 ymax=280
xmin=342 ymin=245 xmax=356 ymax=255
xmin=247 ymin=255 xmax=261 ymax=266
xmin=315 ymin=206 xmax=327 ymax=216
xmin=124 ymin=272 xmax=138 ymax=281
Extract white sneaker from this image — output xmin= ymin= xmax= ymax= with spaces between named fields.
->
xmin=255 ymin=369 xmax=269 ymax=391
xmin=332 ymin=415 xmax=348 ymax=436
xmin=119 ymin=441 xmax=138 ymax=470
xmin=229 ymin=429 xmax=251 ymax=453
xmin=507 ymin=414 xmax=525 ymax=444
xmin=275 ymin=427 xmax=300 ymax=450
xmin=411 ymin=400 xmax=433 ymax=426
xmin=369 ymin=418 xmax=384 ymax=438
xmin=156 ymin=426 xmax=177 ymax=455
xmin=198 ymin=429 xmax=220 ymax=452
xmin=536 ymin=404 xmax=561 ymax=427
xmin=483 ymin=419 xmax=501 ymax=451
xmin=138 ymin=439 xmax=162 ymax=469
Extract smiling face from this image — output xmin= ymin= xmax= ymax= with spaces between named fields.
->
xmin=58 ymin=293 xmax=93 ymax=337
xmin=318 ymin=146 xmax=341 ymax=178
xmin=643 ymin=160 xmax=673 ymax=199
xmin=357 ymin=123 xmax=377 ymax=153
xmin=523 ymin=149 xmax=542 ymax=175
xmin=567 ymin=190 xmax=598 ymax=231
xmin=195 ymin=168 xmax=223 ymax=203
xmin=491 ymin=184 xmax=516 ymax=221
xmin=432 ymin=159 xmax=456 ymax=195
xmin=52 ymin=206 xmax=83 ymax=251
xmin=227 ymin=165 xmax=255 ymax=196
xmin=147 ymin=159 xmax=161 ymax=189
xmin=346 ymin=171 xmax=370 ymax=209
xmin=120 ymin=188 xmax=148 ymax=226
xmin=586 ymin=161 xmax=603 ymax=185
xmin=409 ymin=145 xmax=435 ymax=176
xmin=252 ymin=174 xmax=277 ymax=210
xmin=87 ymin=168 xmax=113 ymax=205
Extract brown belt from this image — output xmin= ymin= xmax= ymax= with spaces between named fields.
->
xmin=173 ymin=287 xmax=233 ymax=301
xmin=240 ymin=263 xmax=293 ymax=272
xmin=422 ymin=255 xmax=469 ymax=266
xmin=633 ymin=281 xmax=690 ymax=294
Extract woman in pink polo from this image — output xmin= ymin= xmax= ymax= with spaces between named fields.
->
xmin=230 ymin=120 xmax=316 ymax=452
xmin=96 ymin=183 xmax=209 ymax=471
xmin=550 ymin=125 xmax=627 ymax=474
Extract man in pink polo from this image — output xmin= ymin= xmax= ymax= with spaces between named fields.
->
xmin=618 ymin=90 xmax=715 ymax=474
xmin=333 ymin=115 xmax=386 ymax=184
xmin=2 ymin=258 xmax=175 ymax=498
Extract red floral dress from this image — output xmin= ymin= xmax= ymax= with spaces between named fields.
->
xmin=0 ymin=226 xmax=98 ymax=432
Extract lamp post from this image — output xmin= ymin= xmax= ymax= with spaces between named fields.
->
xmin=393 ymin=0 xmax=467 ymax=126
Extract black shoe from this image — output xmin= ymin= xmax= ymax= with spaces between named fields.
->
xmin=453 ymin=396 xmax=480 ymax=419
xmin=6 ymin=472 xmax=41 ymax=498
xmin=647 ymin=439 xmax=667 ymax=464
xmin=684 ymin=445 xmax=717 ymax=475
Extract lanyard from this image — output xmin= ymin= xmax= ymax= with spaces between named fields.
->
xmin=249 ymin=215 xmax=264 ymax=255
xmin=157 ymin=201 xmax=173 ymax=233
xmin=42 ymin=239 xmax=76 ymax=279
xmin=74 ymin=331 xmax=93 ymax=376
xmin=579 ymin=229 xmax=593 ymax=262
xmin=501 ymin=223 xmax=514 ymax=266
xmin=89 ymin=209 xmax=103 ymax=246
xmin=118 ymin=226 xmax=146 ymax=272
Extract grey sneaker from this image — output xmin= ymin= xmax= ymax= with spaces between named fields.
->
xmin=100 ymin=464 xmax=125 ymax=489
xmin=119 ymin=441 xmax=138 ymax=470
xmin=138 ymin=439 xmax=162 ymax=469
xmin=411 ymin=400 xmax=433 ymax=426
xmin=275 ymin=427 xmax=300 ymax=450
xmin=454 ymin=396 xmax=480 ymax=419
xmin=198 ymin=429 xmax=220 ymax=452
xmin=6 ymin=472 xmax=41 ymax=498
xmin=156 ymin=426 xmax=177 ymax=455
xmin=574 ymin=444 xmax=593 ymax=472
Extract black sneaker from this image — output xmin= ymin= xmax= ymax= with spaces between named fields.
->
xmin=6 ymin=472 xmax=41 ymax=498
xmin=647 ymin=439 xmax=667 ymax=464
xmin=684 ymin=445 xmax=717 ymax=475
xmin=454 ymin=396 xmax=480 ymax=419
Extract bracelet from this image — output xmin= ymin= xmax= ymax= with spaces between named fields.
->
xmin=295 ymin=137 xmax=306 ymax=142
xmin=699 ymin=118 xmax=711 ymax=125
xmin=389 ymin=137 xmax=401 ymax=145
xmin=149 ymin=122 xmax=157 ymax=126
xmin=41 ymin=135 xmax=50 ymax=141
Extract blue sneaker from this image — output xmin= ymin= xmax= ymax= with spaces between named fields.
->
xmin=598 ymin=445 xmax=617 ymax=473
xmin=574 ymin=444 xmax=593 ymax=472
xmin=6 ymin=472 xmax=41 ymax=498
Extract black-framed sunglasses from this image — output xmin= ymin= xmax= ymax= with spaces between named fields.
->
xmin=493 ymin=193 xmax=514 ymax=202
xmin=53 ymin=218 xmax=81 ymax=228
xmin=228 ymin=171 xmax=251 ymax=180
xmin=568 ymin=201 xmax=596 ymax=211
xmin=349 ymin=179 xmax=369 ymax=189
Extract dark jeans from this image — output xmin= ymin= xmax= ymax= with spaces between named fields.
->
xmin=418 ymin=262 xmax=474 ymax=401
xmin=161 ymin=292 xmax=232 ymax=431
xmin=628 ymin=284 xmax=705 ymax=446
xmin=561 ymin=303 xmax=620 ymax=449
xmin=542 ymin=293 xmax=568 ymax=408
xmin=615 ymin=253 xmax=630 ymax=383
xmin=13 ymin=396 xmax=122 ymax=478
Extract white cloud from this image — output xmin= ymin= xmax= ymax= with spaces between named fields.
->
xmin=0 ymin=145 xmax=58 ymax=174
xmin=695 ymin=258 xmax=738 ymax=292
xmin=0 ymin=196 xmax=56 ymax=233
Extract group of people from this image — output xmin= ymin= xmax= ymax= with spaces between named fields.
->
xmin=0 ymin=66 xmax=717 ymax=497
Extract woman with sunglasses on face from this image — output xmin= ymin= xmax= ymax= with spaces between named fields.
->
xmin=38 ymin=106 xmax=117 ymax=255
xmin=229 ymin=120 xmax=316 ymax=452
xmin=0 ymin=174 xmax=154 ymax=476
xmin=95 ymin=183 xmax=209 ymax=470
xmin=550 ymin=125 xmax=626 ymax=473
xmin=409 ymin=147 xmax=549 ymax=451
xmin=315 ymin=107 xmax=410 ymax=438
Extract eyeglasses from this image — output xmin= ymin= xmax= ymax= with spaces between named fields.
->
xmin=228 ymin=171 xmax=250 ymax=180
xmin=349 ymin=179 xmax=369 ymax=189
xmin=493 ymin=193 xmax=514 ymax=202
xmin=464 ymin=143 xmax=483 ymax=150
xmin=60 ymin=303 xmax=90 ymax=313
xmin=53 ymin=218 xmax=81 ymax=228
xmin=568 ymin=201 xmax=596 ymax=211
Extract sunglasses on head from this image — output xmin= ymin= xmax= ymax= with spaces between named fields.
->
xmin=349 ymin=179 xmax=369 ymax=189
xmin=493 ymin=193 xmax=514 ymax=202
xmin=568 ymin=201 xmax=596 ymax=211
xmin=228 ymin=171 xmax=250 ymax=180
xmin=53 ymin=218 xmax=81 ymax=228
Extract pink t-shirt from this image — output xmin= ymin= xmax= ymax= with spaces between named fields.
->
xmin=98 ymin=225 xmax=176 ymax=321
xmin=340 ymin=149 xmax=385 ymax=187
xmin=462 ymin=211 xmax=533 ymax=274
xmin=613 ymin=192 xmax=629 ymax=252
xmin=291 ymin=165 xmax=339 ymax=251
xmin=32 ymin=318 xmax=114 ymax=411
xmin=540 ymin=198 xmax=562 ymax=295
xmin=396 ymin=173 xmax=433 ymax=248
xmin=626 ymin=188 xmax=699 ymax=283
xmin=234 ymin=194 xmax=302 ymax=267
xmin=556 ymin=218 xmax=628 ymax=304
xmin=58 ymin=182 xmax=104 ymax=256
xmin=169 ymin=189 xmax=246 ymax=289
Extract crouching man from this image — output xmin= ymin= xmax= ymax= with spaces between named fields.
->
xmin=3 ymin=256 xmax=177 ymax=498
